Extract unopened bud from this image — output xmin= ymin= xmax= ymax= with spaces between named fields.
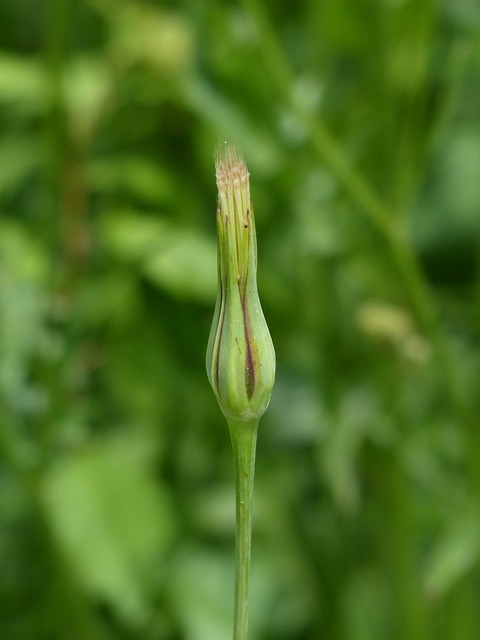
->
xmin=206 ymin=144 xmax=275 ymax=422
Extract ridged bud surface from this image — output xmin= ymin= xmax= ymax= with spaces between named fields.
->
xmin=206 ymin=145 xmax=275 ymax=422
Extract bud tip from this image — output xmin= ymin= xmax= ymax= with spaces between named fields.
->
xmin=215 ymin=142 xmax=249 ymax=196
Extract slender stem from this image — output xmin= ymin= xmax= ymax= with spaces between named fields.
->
xmin=227 ymin=417 xmax=259 ymax=640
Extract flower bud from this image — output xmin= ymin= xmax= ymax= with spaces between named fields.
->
xmin=206 ymin=144 xmax=275 ymax=422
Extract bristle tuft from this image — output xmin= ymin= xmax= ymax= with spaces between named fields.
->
xmin=215 ymin=142 xmax=249 ymax=195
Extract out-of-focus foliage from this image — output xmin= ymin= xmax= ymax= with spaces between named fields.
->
xmin=0 ymin=0 xmax=480 ymax=638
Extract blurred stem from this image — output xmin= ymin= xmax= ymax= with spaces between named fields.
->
xmin=241 ymin=0 xmax=391 ymax=234
xmin=227 ymin=417 xmax=259 ymax=640
xmin=44 ymin=0 xmax=67 ymax=239
xmin=241 ymin=0 xmax=475 ymax=433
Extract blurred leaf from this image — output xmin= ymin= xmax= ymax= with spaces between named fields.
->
xmin=266 ymin=374 xmax=325 ymax=447
xmin=76 ymin=270 xmax=141 ymax=330
xmin=0 ymin=54 xmax=46 ymax=110
xmin=91 ymin=0 xmax=194 ymax=72
xmin=0 ymin=222 xmax=49 ymax=409
xmin=0 ymin=136 xmax=43 ymax=198
xmin=143 ymin=230 xmax=216 ymax=302
xmin=321 ymin=388 xmax=392 ymax=513
xmin=415 ymin=127 xmax=480 ymax=250
xmin=89 ymin=156 xmax=176 ymax=205
xmin=43 ymin=434 xmax=176 ymax=625
xmin=62 ymin=57 xmax=112 ymax=141
xmin=100 ymin=211 xmax=216 ymax=301
xmin=180 ymin=76 xmax=284 ymax=177
xmin=423 ymin=510 xmax=480 ymax=599
xmin=0 ymin=221 xmax=48 ymax=282
xmin=168 ymin=547 xmax=234 ymax=640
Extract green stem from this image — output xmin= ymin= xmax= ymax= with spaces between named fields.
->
xmin=227 ymin=417 xmax=259 ymax=640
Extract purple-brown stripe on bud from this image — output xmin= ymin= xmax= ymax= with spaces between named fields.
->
xmin=206 ymin=144 xmax=275 ymax=422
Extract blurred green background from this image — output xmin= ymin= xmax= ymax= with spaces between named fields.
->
xmin=1 ymin=0 xmax=480 ymax=638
